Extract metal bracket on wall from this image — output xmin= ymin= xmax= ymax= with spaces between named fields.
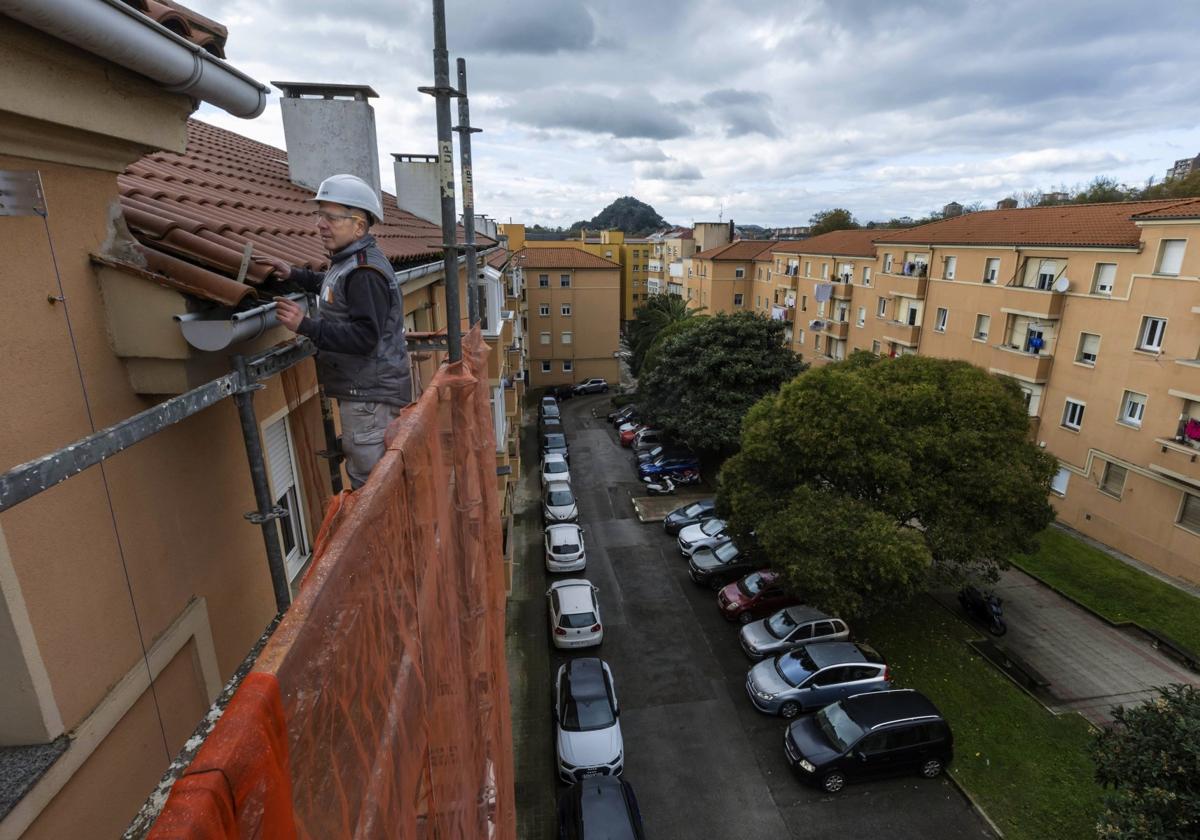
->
xmin=244 ymin=505 xmax=289 ymax=525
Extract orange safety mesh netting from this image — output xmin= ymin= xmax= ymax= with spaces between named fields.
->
xmin=148 ymin=329 xmax=515 ymax=839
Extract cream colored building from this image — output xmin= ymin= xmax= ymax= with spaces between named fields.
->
xmin=684 ymin=239 xmax=778 ymax=314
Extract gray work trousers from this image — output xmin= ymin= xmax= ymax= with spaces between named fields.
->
xmin=338 ymin=399 xmax=403 ymax=490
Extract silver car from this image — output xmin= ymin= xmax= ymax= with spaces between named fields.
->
xmin=740 ymin=606 xmax=850 ymax=659
xmin=545 ymin=523 xmax=586 ymax=572
xmin=541 ymin=453 xmax=571 ymax=487
xmin=676 ymin=518 xmax=727 ymax=556
xmin=746 ymin=642 xmax=889 ymax=718
xmin=543 ymin=481 xmax=578 ymax=523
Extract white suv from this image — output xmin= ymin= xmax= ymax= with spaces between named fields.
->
xmin=548 ymin=579 xmax=603 ymax=649
xmin=555 ymin=657 xmax=623 ymax=783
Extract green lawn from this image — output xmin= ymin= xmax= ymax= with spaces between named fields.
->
xmin=859 ymin=599 xmax=1102 ymax=840
xmin=1013 ymin=528 xmax=1200 ymax=653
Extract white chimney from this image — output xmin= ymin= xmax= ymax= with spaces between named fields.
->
xmin=274 ymin=81 xmax=381 ymax=200
xmin=393 ymin=153 xmax=441 ymax=225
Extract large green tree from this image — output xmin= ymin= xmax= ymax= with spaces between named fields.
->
xmin=626 ymin=293 xmax=705 ymax=377
xmin=719 ymin=352 xmax=1057 ymax=616
xmin=809 ymin=208 xmax=860 ymax=236
xmin=1091 ymin=684 xmax=1200 ymax=840
xmin=639 ymin=312 xmax=804 ymax=454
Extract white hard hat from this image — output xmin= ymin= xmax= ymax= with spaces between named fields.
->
xmin=310 ymin=174 xmax=384 ymax=225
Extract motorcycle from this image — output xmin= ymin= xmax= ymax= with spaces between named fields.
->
xmin=641 ymin=476 xmax=676 ymax=496
xmin=958 ymin=585 xmax=1007 ymax=636
xmin=668 ymin=468 xmax=701 ymax=485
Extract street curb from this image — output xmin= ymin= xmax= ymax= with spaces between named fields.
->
xmin=947 ymin=772 xmax=1006 ymax=839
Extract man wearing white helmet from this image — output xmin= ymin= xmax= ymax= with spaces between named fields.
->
xmin=255 ymin=173 xmax=411 ymax=490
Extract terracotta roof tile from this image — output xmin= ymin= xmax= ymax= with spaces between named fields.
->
xmin=770 ymin=229 xmax=878 ymax=258
xmin=693 ymin=240 xmax=778 ymax=261
xmin=1131 ymin=198 xmax=1200 ymax=220
xmin=513 ymin=248 xmax=620 ymax=269
xmin=872 ymin=200 xmax=1184 ymax=248
xmin=486 ymin=249 xmax=510 ymax=269
xmin=121 ymin=0 xmax=229 ymax=58
xmin=116 ymin=118 xmax=492 ymax=305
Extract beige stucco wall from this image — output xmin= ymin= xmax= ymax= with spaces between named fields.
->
xmin=527 ymin=266 xmax=620 ymax=388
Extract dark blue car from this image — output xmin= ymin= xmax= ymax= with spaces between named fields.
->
xmin=558 ymin=775 xmax=645 ymax=839
xmin=638 ymin=455 xmax=700 ymax=478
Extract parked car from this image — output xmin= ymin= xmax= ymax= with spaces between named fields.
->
xmin=541 ymin=401 xmax=561 ymax=422
xmin=542 ymin=432 xmax=569 ymax=461
xmin=784 ymin=689 xmax=953 ymax=793
xmin=541 ymin=453 xmax=572 ymax=487
xmin=547 ymin=579 xmax=603 ymax=649
xmin=746 ymin=642 xmax=889 ymax=718
xmin=618 ymin=424 xmax=644 ymax=447
xmin=543 ymin=481 xmax=579 ymax=523
xmin=676 ymin=518 xmax=727 ymax=556
xmin=739 ymin=607 xmax=850 ymax=659
xmin=554 ymin=657 xmax=623 ymax=783
xmin=688 ymin=539 xmax=758 ymax=590
xmin=573 ymin=378 xmax=610 ymax=395
xmin=540 ymin=416 xmax=563 ymax=435
xmin=551 ymin=384 xmax=575 ymax=401
xmin=542 ymin=394 xmax=558 ymax=409
xmin=607 ymin=404 xmax=637 ymax=425
xmin=638 ymin=454 xmax=701 ymax=478
xmin=636 ymin=444 xmax=692 ymax=465
xmin=545 ymin=523 xmax=586 ymax=573
xmin=557 ymin=776 xmax=645 ymax=839
xmin=631 ymin=428 xmax=664 ymax=452
xmin=717 ymin=570 xmax=798 ymax=624
xmin=663 ymin=498 xmax=716 ymax=535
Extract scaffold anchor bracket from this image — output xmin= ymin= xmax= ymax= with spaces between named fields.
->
xmin=244 ymin=505 xmax=288 ymax=525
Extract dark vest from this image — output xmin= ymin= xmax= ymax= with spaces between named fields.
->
xmin=315 ymin=235 xmax=412 ymax=406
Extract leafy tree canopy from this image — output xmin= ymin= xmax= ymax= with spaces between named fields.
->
xmin=1091 ymin=684 xmax=1200 ymax=840
xmin=639 ymin=312 xmax=805 ymax=454
xmin=718 ymin=353 xmax=1056 ymax=615
xmin=809 ymin=208 xmax=860 ymax=236
xmin=626 ymin=293 xmax=705 ymax=377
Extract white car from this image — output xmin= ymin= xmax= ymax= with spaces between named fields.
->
xmin=677 ymin=518 xmax=728 ymax=556
xmin=543 ymin=481 xmax=579 ymax=523
xmin=548 ymin=579 xmax=603 ymax=649
xmin=555 ymin=657 xmax=623 ymax=783
xmin=541 ymin=454 xmax=571 ymax=487
xmin=545 ymin=523 xmax=586 ymax=572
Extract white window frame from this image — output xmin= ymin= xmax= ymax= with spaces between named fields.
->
xmin=1076 ymin=332 xmax=1100 ymax=366
xmin=1137 ymin=316 xmax=1166 ymax=352
xmin=934 ymin=307 xmax=948 ymax=332
xmin=876 ymin=297 xmax=887 ymax=318
xmin=1156 ymin=239 xmax=1186 ymax=276
xmin=944 ymin=255 xmax=957 ymax=280
xmin=561 ymin=331 xmax=573 ymax=345
xmin=264 ymin=415 xmax=310 ymax=583
xmin=871 ymin=340 xmax=881 ymax=355
xmin=1062 ymin=398 xmax=1085 ymax=431
xmin=562 ymin=360 xmax=573 ymax=372
xmin=733 ymin=293 xmax=744 ymax=307
xmin=540 ymin=331 xmax=551 ymax=345
xmin=539 ymin=303 xmax=550 ymax=316
xmin=1050 ymin=466 xmax=1070 ymax=497
xmin=540 ymin=360 xmax=552 ymax=373
xmin=805 ymin=261 xmax=812 ymax=277
xmin=538 ymin=273 xmax=549 ymax=287
xmin=983 ymin=257 xmax=999 ymax=284
xmin=1092 ymin=262 xmax=1116 ymax=295
xmin=821 ymin=263 xmax=830 ymax=279
xmin=560 ymin=273 xmax=571 ymax=287
xmin=883 ymin=253 xmax=894 ymax=273
xmin=561 ymin=303 xmax=572 ymax=317
xmin=1118 ymin=390 xmax=1147 ymax=428
xmin=856 ymin=306 xmax=866 ymax=327
xmin=735 ymin=267 xmax=745 ymax=278
xmin=861 ymin=266 xmax=872 ymax=285
xmin=974 ymin=314 xmax=990 ymax=341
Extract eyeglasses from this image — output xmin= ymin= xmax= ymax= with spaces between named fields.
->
xmin=313 ymin=210 xmax=362 ymax=223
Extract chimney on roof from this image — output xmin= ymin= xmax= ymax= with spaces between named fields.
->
xmin=943 ymin=201 xmax=963 ymax=218
xmin=996 ymin=197 xmax=1018 ymax=210
xmin=474 ymin=214 xmax=498 ymax=240
xmin=392 ymin=154 xmax=441 ymax=225
xmin=273 ymin=81 xmax=382 ymax=201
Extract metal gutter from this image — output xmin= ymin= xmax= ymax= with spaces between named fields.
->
xmin=0 ymin=0 xmax=269 ymax=118
xmin=174 ymin=293 xmax=308 ymax=352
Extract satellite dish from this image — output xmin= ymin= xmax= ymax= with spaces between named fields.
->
xmin=1052 ymin=276 xmax=1071 ymax=293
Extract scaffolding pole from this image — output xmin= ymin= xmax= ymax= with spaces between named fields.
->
xmin=454 ymin=57 xmax=482 ymax=327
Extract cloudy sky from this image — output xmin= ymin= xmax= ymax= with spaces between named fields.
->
xmin=192 ymin=0 xmax=1200 ymax=228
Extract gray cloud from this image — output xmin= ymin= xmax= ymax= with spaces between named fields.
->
xmin=452 ymin=0 xmax=596 ymax=55
xmin=606 ymin=143 xmax=669 ymax=163
xmin=505 ymin=93 xmax=691 ymax=139
xmin=699 ymin=89 xmax=781 ymax=138
xmin=637 ymin=160 xmax=703 ymax=181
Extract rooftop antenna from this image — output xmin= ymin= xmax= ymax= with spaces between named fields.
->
xmin=718 ymin=202 xmax=724 ymax=222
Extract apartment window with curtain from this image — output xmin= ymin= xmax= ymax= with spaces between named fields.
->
xmin=805 ymin=261 xmax=812 ymax=277
xmin=934 ymin=308 xmax=948 ymax=332
xmin=883 ymin=254 xmax=894 ymax=273
xmin=1099 ymin=462 xmax=1127 ymax=498
xmin=1062 ymin=398 xmax=1085 ymax=430
xmin=563 ymin=360 xmax=573 ymax=372
xmin=539 ymin=303 xmax=550 ymax=316
xmin=1050 ymin=466 xmax=1070 ymax=496
xmin=734 ymin=293 xmax=744 ymax=306
xmin=862 ymin=266 xmax=872 ymax=285
xmin=1179 ymin=493 xmax=1200 ymax=535
xmin=856 ymin=306 xmax=866 ymax=327
xmin=1137 ymin=316 xmax=1166 ymax=351
xmin=801 ymin=295 xmax=807 ymax=310
xmin=540 ymin=331 xmax=550 ymax=345
xmin=1076 ymin=333 xmax=1099 ymax=366
xmin=1156 ymin=239 xmax=1186 ymax=276
xmin=735 ymin=267 xmax=745 ymax=278
xmin=1118 ymin=391 xmax=1146 ymax=428
xmin=943 ymin=256 xmax=957 ymax=279
xmin=561 ymin=331 xmax=573 ymax=345
xmin=1092 ymin=263 xmax=1116 ymax=295
xmin=821 ymin=263 xmax=830 ymax=279
xmin=876 ymin=297 xmax=887 ymax=318
xmin=983 ymin=257 xmax=1000 ymax=284
xmin=974 ymin=314 xmax=990 ymax=341
xmin=814 ymin=335 xmax=823 ymax=353
xmin=561 ymin=303 xmax=572 ymax=316
xmin=871 ymin=340 xmax=881 ymax=354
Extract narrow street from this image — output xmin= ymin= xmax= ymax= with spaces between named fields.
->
xmin=509 ymin=393 xmax=994 ymax=839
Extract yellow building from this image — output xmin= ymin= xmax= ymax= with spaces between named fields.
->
xmin=684 ymin=239 xmax=778 ymax=314
xmin=515 ymin=247 xmax=622 ymax=389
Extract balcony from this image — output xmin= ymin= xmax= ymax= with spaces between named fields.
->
xmin=883 ymin=320 xmax=921 ymax=347
xmin=990 ymin=344 xmax=1055 ymax=383
xmin=831 ymin=282 xmax=853 ymax=300
xmin=825 ymin=320 xmax=850 ymax=339
xmin=998 ymin=286 xmax=1065 ymax=319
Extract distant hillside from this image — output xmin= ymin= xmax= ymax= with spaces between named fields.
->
xmin=568 ymin=196 xmax=668 ymax=237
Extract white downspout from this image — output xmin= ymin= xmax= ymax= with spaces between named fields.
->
xmin=0 ymin=0 xmax=268 ymax=118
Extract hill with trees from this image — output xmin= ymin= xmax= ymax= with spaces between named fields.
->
xmin=567 ymin=196 xmax=668 ymax=236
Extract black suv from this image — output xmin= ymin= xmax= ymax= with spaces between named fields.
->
xmin=663 ymin=498 xmax=716 ymax=535
xmin=557 ymin=776 xmax=645 ymax=839
xmin=784 ymin=688 xmax=953 ymax=793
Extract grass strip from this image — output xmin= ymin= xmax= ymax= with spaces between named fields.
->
xmin=1012 ymin=528 xmax=1200 ymax=653
xmin=860 ymin=599 xmax=1101 ymax=840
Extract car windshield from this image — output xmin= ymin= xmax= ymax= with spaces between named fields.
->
xmin=701 ymin=519 xmax=725 ymax=536
xmin=547 ymin=489 xmax=574 ymax=507
xmin=560 ymin=610 xmax=596 ymax=629
xmin=766 ymin=609 xmax=798 ymax=639
xmin=738 ymin=572 xmax=767 ymax=597
xmin=714 ymin=541 xmax=738 ymax=563
xmin=543 ymin=434 xmax=566 ymax=448
xmin=683 ymin=502 xmax=705 ymax=517
xmin=775 ymin=649 xmax=817 ymax=687
xmin=816 ymin=702 xmax=865 ymax=753
xmin=545 ymin=461 xmax=568 ymax=474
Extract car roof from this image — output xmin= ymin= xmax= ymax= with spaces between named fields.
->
xmin=564 ymin=656 xmax=607 ymax=696
xmin=547 ymin=523 xmax=582 ymax=542
xmin=783 ymin=606 xmax=831 ymax=624
xmin=567 ymin=776 xmax=636 ymax=837
xmin=543 ymin=453 xmax=567 ymax=465
xmin=546 ymin=481 xmax=573 ymax=495
xmin=551 ymin=580 xmax=595 ymax=611
xmin=542 ymin=433 xmax=566 ymax=443
xmin=843 ymin=689 xmax=943 ymax=728
xmin=804 ymin=642 xmax=873 ymax=668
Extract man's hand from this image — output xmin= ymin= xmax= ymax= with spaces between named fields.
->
xmin=274 ymin=297 xmax=305 ymax=332
xmin=252 ymin=255 xmax=293 ymax=281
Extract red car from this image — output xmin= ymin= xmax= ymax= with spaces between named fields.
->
xmin=717 ymin=570 xmax=798 ymax=624
xmin=619 ymin=424 xmax=643 ymax=447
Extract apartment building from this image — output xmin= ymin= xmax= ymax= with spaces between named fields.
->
xmin=684 ymin=239 xmax=778 ymax=313
xmin=516 ymin=247 xmax=621 ymax=388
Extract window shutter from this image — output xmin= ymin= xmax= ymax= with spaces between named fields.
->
xmin=1180 ymin=494 xmax=1200 ymax=533
xmin=1159 ymin=240 xmax=1186 ymax=275
xmin=264 ymin=418 xmax=294 ymax=498
xmin=1095 ymin=263 xmax=1116 ymax=292
xmin=1100 ymin=463 xmax=1127 ymax=496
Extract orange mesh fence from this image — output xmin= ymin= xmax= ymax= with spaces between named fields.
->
xmin=148 ymin=329 xmax=515 ymax=839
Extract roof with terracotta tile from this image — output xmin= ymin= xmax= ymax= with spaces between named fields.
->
xmin=693 ymin=240 xmax=778 ymax=261
xmin=872 ymin=200 xmax=1184 ymax=248
xmin=1131 ymin=198 xmax=1200 ymax=220
xmin=513 ymin=248 xmax=620 ymax=269
xmin=486 ymin=248 xmax=510 ymax=269
xmin=121 ymin=0 xmax=228 ymax=57
xmin=117 ymin=118 xmax=492 ymax=306
xmin=770 ymin=229 xmax=879 ymax=258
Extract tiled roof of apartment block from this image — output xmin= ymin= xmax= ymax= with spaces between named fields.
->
xmin=771 ymin=229 xmax=879 ymax=257
xmin=873 ymin=200 xmax=1185 ymax=248
xmin=693 ymin=240 xmax=778 ymax=261
xmin=120 ymin=0 xmax=229 ymax=57
xmin=486 ymin=248 xmax=510 ymax=269
xmin=514 ymin=248 xmax=621 ymax=269
xmin=116 ymin=118 xmax=491 ymax=306
xmin=1131 ymin=198 xmax=1200 ymax=220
